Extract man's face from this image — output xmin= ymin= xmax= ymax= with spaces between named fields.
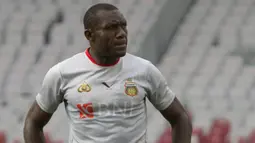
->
xmin=91 ymin=9 xmax=128 ymax=58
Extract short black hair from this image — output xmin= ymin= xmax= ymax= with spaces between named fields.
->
xmin=83 ymin=3 xmax=118 ymax=30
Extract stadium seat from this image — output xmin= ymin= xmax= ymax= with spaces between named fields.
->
xmin=207 ymin=135 xmax=223 ymax=143
xmin=192 ymin=127 xmax=204 ymax=138
xmin=238 ymin=137 xmax=247 ymax=143
xmin=156 ymin=128 xmax=172 ymax=143
xmin=0 ymin=131 xmax=6 ymax=143
xmin=12 ymin=139 xmax=21 ymax=143
xmin=247 ymin=130 xmax=255 ymax=143
xmin=53 ymin=140 xmax=64 ymax=143
xmin=211 ymin=118 xmax=231 ymax=137
xmin=44 ymin=132 xmax=53 ymax=143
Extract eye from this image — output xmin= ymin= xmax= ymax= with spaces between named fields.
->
xmin=120 ymin=21 xmax=127 ymax=28
xmin=106 ymin=24 xmax=118 ymax=30
xmin=122 ymin=22 xmax=127 ymax=27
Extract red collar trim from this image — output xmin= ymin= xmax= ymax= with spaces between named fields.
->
xmin=85 ymin=48 xmax=120 ymax=67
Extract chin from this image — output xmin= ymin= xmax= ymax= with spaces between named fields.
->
xmin=115 ymin=51 xmax=126 ymax=57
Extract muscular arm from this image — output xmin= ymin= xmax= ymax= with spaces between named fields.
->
xmin=160 ymin=97 xmax=192 ymax=143
xmin=23 ymin=101 xmax=53 ymax=143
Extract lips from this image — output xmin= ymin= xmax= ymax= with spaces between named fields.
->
xmin=114 ymin=40 xmax=127 ymax=48
xmin=115 ymin=38 xmax=127 ymax=44
xmin=114 ymin=38 xmax=127 ymax=50
xmin=115 ymin=44 xmax=126 ymax=47
xmin=115 ymin=44 xmax=127 ymax=50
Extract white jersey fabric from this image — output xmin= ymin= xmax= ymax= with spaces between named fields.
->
xmin=36 ymin=48 xmax=175 ymax=143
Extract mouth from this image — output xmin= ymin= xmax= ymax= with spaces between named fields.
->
xmin=115 ymin=44 xmax=127 ymax=49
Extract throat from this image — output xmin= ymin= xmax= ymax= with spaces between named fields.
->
xmin=86 ymin=48 xmax=120 ymax=67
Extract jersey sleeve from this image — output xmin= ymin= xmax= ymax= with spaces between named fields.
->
xmin=36 ymin=64 xmax=64 ymax=114
xmin=146 ymin=62 xmax=176 ymax=111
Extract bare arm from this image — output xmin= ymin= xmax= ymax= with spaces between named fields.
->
xmin=23 ymin=101 xmax=53 ymax=143
xmin=160 ymin=97 xmax=192 ymax=143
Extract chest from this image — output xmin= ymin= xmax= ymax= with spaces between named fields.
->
xmin=63 ymin=71 xmax=148 ymax=110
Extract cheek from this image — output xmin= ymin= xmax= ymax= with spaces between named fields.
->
xmin=101 ymin=34 xmax=113 ymax=47
xmin=100 ymin=37 xmax=111 ymax=47
xmin=96 ymin=32 xmax=114 ymax=48
xmin=97 ymin=36 xmax=111 ymax=52
xmin=95 ymin=36 xmax=106 ymax=46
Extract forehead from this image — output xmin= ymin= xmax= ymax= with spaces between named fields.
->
xmin=96 ymin=10 xmax=126 ymax=26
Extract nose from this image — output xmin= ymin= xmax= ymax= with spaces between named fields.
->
xmin=116 ymin=26 xmax=127 ymax=39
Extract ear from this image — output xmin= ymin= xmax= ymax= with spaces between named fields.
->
xmin=84 ymin=29 xmax=96 ymax=42
xmin=84 ymin=29 xmax=91 ymax=41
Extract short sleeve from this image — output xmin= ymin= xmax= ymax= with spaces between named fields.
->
xmin=36 ymin=64 xmax=63 ymax=114
xmin=146 ymin=62 xmax=175 ymax=111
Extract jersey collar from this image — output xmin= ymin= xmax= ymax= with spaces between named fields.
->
xmin=85 ymin=48 xmax=120 ymax=67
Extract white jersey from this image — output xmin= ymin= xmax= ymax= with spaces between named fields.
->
xmin=36 ymin=48 xmax=175 ymax=143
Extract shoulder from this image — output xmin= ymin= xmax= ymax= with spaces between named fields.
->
xmin=56 ymin=52 xmax=85 ymax=73
xmin=123 ymin=53 xmax=152 ymax=68
xmin=123 ymin=53 xmax=159 ymax=78
xmin=124 ymin=53 xmax=158 ymax=72
xmin=58 ymin=52 xmax=84 ymax=67
xmin=44 ymin=53 xmax=84 ymax=79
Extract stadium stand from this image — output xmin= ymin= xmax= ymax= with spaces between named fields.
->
xmin=1 ymin=0 xmax=255 ymax=142
xmin=156 ymin=0 xmax=255 ymax=142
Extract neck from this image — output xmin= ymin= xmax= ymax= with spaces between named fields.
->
xmin=88 ymin=47 xmax=119 ymax=66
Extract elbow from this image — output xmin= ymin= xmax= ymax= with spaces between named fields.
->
xmin=181 ymin=113 xmax=193 ymax=131
xmin=23 ymin=119 xmax=33 ymax=134
xmin=184 ymin=113 xmax=193 ymax=132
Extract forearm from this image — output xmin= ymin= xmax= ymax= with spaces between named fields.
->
xmin=171 ymin=114 xmax=192 ymax=143
xmin=24 ymin=122 xmax=45 ymax=143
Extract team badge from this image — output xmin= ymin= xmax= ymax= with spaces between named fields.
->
xmin=124 ymin=78 xmax=138 ymax=97
xmin=78 ymin=82 xmax=91 ymax=93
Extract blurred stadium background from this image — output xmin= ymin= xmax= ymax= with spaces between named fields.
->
xmin=0 ymin=0 xmax=255 ymax=142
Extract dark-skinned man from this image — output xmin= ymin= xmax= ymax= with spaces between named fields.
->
xmin=24 ymin=3 xmax=192 ymax=143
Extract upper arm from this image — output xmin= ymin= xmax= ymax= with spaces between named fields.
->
xmin=145 ymin=62 xmax=189 ymax=125
xmin=24 ymin=64 xmax=63 ymax=127
xmin=24 ymin=101 xmax=52 ymax=128
xmin=160 ymin=97 xmax=189 ymax=125
xmin=146 ymin=62 xmax=175 ymax=111
xmin=36 ymin=64 xmax=64 ymax=114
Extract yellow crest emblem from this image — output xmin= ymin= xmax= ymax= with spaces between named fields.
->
xmin=78 ymin=83 xmax=91 ymax=92
xmin=124 ymin=78 xmax=138 ymax=97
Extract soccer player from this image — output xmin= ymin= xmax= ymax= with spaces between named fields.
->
xmin=23 ymin=3 xmax=192 ymax=143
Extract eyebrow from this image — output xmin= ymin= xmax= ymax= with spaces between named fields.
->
xmin=108 ymin=20 xmax=126 ymax=25
xmin=103 ymin=22 xmax=118 ymax=28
